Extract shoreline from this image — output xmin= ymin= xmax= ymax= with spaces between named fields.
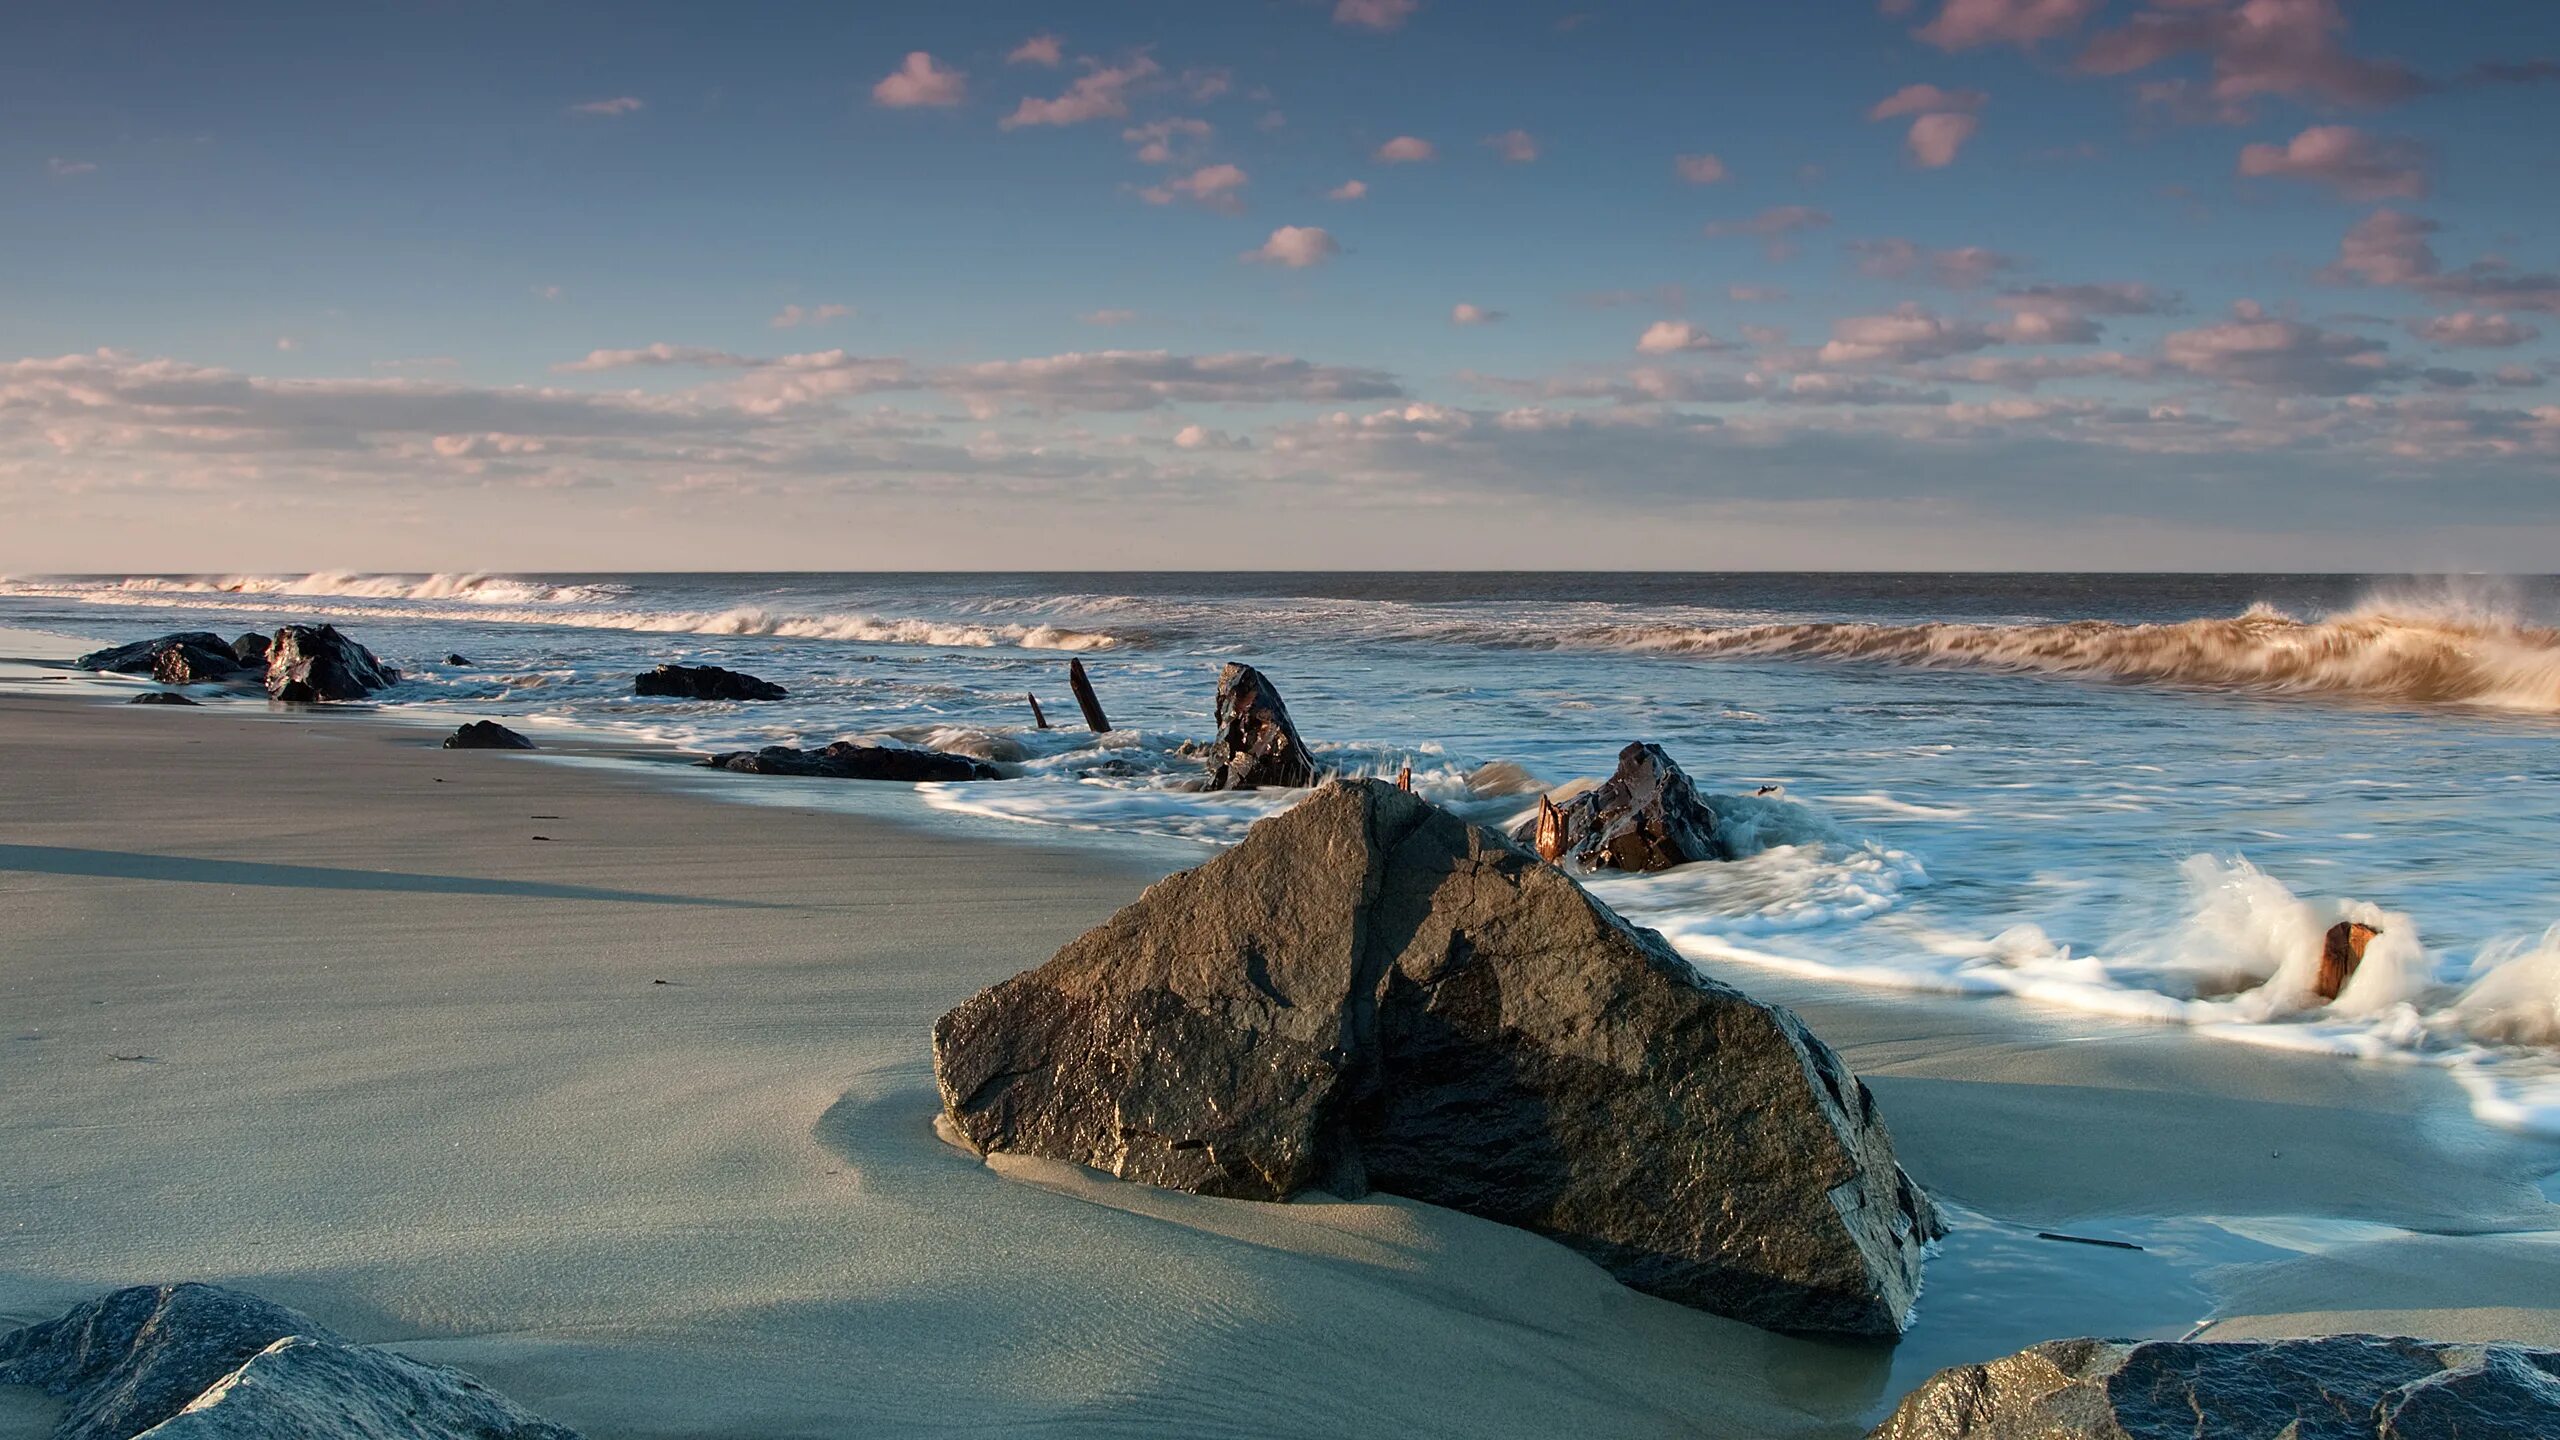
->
xmin=4 ymin=666 xmax=2560 ymax=1434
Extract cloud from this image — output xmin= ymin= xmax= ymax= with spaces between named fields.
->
xmin=1335 ymin=0 xmax=1421 ymax=32
xmin=1007 ymin=34 xmax=1064 ymax=67
xmin=275 ymin=337 xmax=299 ymax=352
xmin=1138 ymin=163 xmax=1250 ymax=213
xmin=1001 ymin=56 xmax=1159 ymax=128
xmin=1574 ymin=284 xmax=1689 ymax=311
xmin=1911 ymin=0 xmax=2101 ymax=51
xmin=1997 ymin=281 xmax=2179 ymax=316
xmin=1850 ymin=239 xmax=2023 ymax=288
xmin=929 ymin=350 xmax=1402 ymax=412
xmin=1703 ymin=206 xmax=1832 ymax=259
xmin=1124 ymin=117 xmax=1212 ymax=164
xmin=1867 ymin=84 xmax=1987 ymax=119
xmin=2325 ymin=210 xmax=2560 ymax=315
xmin=2236 ymin=125 xmax=2427 ymax=200
xmin=1772 ymin=373 xmax=1953 ymax=406
xmin=1635 ymin=321 xmax=1729 ymax=355
xmin=1374 ymin=135 xmax=1436 ymax=163
xmin=2161 ymin=301 xmax=2406 ymax=394
xmin=1674 ymin=153 xmax=1729 ymax=184
xmin=567 ymin=96 xmax=644 ymax=118
xmin=1452 ymin=303 xmax=1506 ymax=326
xmin=1081 ymin=309 xmax=1139 ymax=327
xmin=1485 ymin=129 xmax=1539 ymax=163
xmin=2408 ymin=313 xmax=2541 ymax=348
xmin=2077 ymin=0 xmax=2428 ymax=114
xmin=557 ymin=344 xmax=762 ymax=373
xmin=1245 ymin=226 xmax=1341 ymax=268
xmin=1904 ymin=112 xmax=1982 ymax=167
xmin=771 ymin=304 xmax=855 ymax=329
xmin=1173 ymin=424 xmax=1251 ymax=451
xmin=1818 ymin=305 xmax=2001 ymax=364
xmin=873 ymin=53 xmax=967 ymax=109
xmin=1728 ymin=285 xmax=1786 ymax=303
xmin=1327 ymin=179 xmax=1369 ymax=201
xmin=46 ymin=158 xmax=97 ymax=177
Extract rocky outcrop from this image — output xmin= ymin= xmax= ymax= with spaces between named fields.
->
xmin=73 ymin=634 xmax=235 ymax=678
xmin=1205 ymin=662 xmax=1319 ymax=791
xmin=634 ymin=664 xmax=786 ymax=702
xmin=0 ymin=1283 xmax=579 ymax=1440
xmin=1870 ymin=1334 xmax=2560 ymax=1440
xmin=701 ymin=742 xmax=999 ymax=782
xmin=229 ymin=633 xmax=269 ymax=667
xmin=128 ymin=692 xmax=200 ymax=706
xmin=935 ymin=779 xmax=1939 ymax=1337
xmin=263 ymin=624 xmax=398 ymax=702
xmin=1512 ymin=742 xmax=1723 ymax=873
xmin=443 ymin=720 xmax=535 ymax=750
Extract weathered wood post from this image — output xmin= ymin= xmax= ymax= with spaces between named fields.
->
xmin=1028 ymin=693 xmax=1053 ymax=730
xmin=1068 ymin=659 xmax=1111 ymax=733
xmin=1533 ymin=794 xmax=1568 ymax=863
xmin=2316 ymin=921 xmax=2377 ymax=1001
xmin=1396 ymin=759 xmax=1413 ymax=793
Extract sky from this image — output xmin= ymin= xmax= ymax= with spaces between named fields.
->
xmin=5 ymin=0 xmax=2559 ymax=573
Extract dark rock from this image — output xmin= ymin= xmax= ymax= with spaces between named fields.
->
xmin=444 ymin=720 xmax=535 ymax=751
xmin=263 ymin=624 xmax=399 ymax=702
xmin=150 ymin=642 xmax=245 ymax=686
xmin=1206 ymin=662 xmax=1319 ymax=791
xmin=934 ymin=779 xmax=1939 ymax=1337
xmin=1871 ymin=1334 xmax=2560 ymax=1440
xmin=137 ymin=1335 xmax=580 ymax=1440
xmin=72 ymin=633 xmax=232 ymax=676
xmin=128 ymin=692 xmax=201 ymax=706
xmin=0 ymin=1282 xmax=331 ymax=1440
xmin=634 ymin=664 xmax=787 ymax=702
xmin=230 ymin=633 xmax=270 ymax=667
xmin=701 ymin=742 xmax=999 ymax=782
xmin=1511 ymin=742 xmax=1723 ymax=873
xmin=445 ymin=653 xmax=472 ymax=667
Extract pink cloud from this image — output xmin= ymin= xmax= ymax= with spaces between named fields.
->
xmin=1819 ymin=305 xmax=2001 ymax=364
xmin=1674 ymin=153 xmax=1729 ymax=184
xmin=1245 ymin=226 xmax=1341 ymax=268
xmin=1007 ymin=34 xmax=1064 ymax=67
xmin=1124 ymin=117 xmax=1212 ymax=165
xmin=1335 ymin=0 xmax=1421 ymax=32
xmin=2236 ymin=125 xmax=2427 ymax=200
xmin=1636 ymin=321 xmax=1729 ymax=355
xmin=771 ymin=304 xmax=855 ymax=329
xmin=1375 ymin=135 xmax=1436 ymax=163
xmin=1485 ymin=129 xmax=1539 ymax=163
xmin=1704 ymin=206 xmax=1833 ymax=259
xmin=1139 ymin=163 xmax=1250 ymax=214
xmin=1451 ymin=303 xmax=1506 ymax=326
xmin=1912 ymin=0 xmax=2101 ymax=51
xmin=1905 ymin=112 xmax=1982 ymax=167
xmin=1850 ymin=239 xmax=2022 ymax=288
xmin=1868 ymin=83 xmax=1987 ymax=119
xmin=1001 ymin=56 xmax=1160 ymax=129
xmin=1328 ymin=179 xmax=1369 ymax=201
xmin=568 ymin=96 xmax=644 ymax=117
xmin=2408 ymin=312 xmax=2541 ymax=348
xmin=2077 ymin=0 xmax=2427 ymax=115
xmin=873 ymin=53 xmax=967 ymax=109
xmin=2161 ymin=300 xmax=2405 ymax=394
xmin=1082 ymin=309 xmax=1139 ymax=327
xmin=2326 ymin=209 xmax=2439 ymax=286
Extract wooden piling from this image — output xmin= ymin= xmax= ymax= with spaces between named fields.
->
xmin=1068 ymin=659 xmax=1111 ymax=733
xmin=1028 ymin=693 xmax=1053 ymax=730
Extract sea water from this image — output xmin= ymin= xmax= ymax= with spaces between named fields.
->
xmin=9 ymin=570 xmax=2560 ymax=1137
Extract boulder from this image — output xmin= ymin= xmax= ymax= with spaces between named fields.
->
xmin=1205 ymin=662 xmax=1319 ymax=791
xmin=1870 ymin=1334 xmax=2560 ymax=1440
xmin=443 ymin=720 xmax=535 ymax=751
xmin=263 ymin=624 xmax=398 ymax=703
xmin=701 ymin=742 xmax=999 ymax=783
xmin=934 ymin=779 xmax=1939 ymax=1337
xmin=149 ymin=643 xmax=244 ymax=687
xmin=0 ymin=1282 xmax=329 ymax=1440
xmin=129 ymin=692 xmax=201 ymax=706
xmin=1511 ymin=742 xmax=1723 ymax=873
xmin=229 ymin=633 xmax=270 ymax=667
xmin=73 ymin=634 xmax=234 ymax=677
xmin=634 ymin=664 xmax=786 ymax=702
xmin=444 ymin=653 xmax=472 ymax=666
xmin=137 ymin=1335 xmax=579 ymax=1440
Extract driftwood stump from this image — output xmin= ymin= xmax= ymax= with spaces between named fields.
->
xmin=1532 ymin=794 xmax=1568 ymax=863
xmin=1028 ymin=693 xmax=1053 ymax=730
xmin=2317 ymin=920 xmax=2378 ymax=1001
xmin=1068 ymin=659 xmax=1111 ymax=733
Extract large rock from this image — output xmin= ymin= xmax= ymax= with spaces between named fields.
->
xmin=0 ymin=1282 xmax=329 ymax=1440
xmin=443 ymin=720 xmax=535 ymax=751
xmin=934 ymin=779 xmax=1939 ymax=1336
xmin=633 ymin=664 xmax=786 ymax=702
xmin=1205 ymin=662 xmax=1319 ymax=791
xmin=137 ymin=1335 xmax=579 ymax=1440
xmin=1512 ymin=742 xmax=1723 ymax=873
xmin=228 ymin=633 xmax=270 ymax=667
xmin=73 ymin=634 xmax=234 ymax=677
xmin=263 ymin=624 xmax=398 ymax=703
xmin=1871 ymin=1334 xmax=2560 ymax=1440
xmin=149 ymin=643 xmax=244 ymax=686
xmin=701 ymin=742 xmax=998 ymax=782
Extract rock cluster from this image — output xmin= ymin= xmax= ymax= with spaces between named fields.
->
xmin=935 ymin=779 xmax=1939 ymax=1337
xmin=634 ymin=664 xmax=787 ymax=701
xmin=75 ymin=634 xmax=244 ymax=683
xmin=1514 ymin=742 xmax=1724 ymax=873
xmin=701 ymin=742 xmax=999 ymax=782
xmin=1205 ymin=662 xmax=1320 ymax=791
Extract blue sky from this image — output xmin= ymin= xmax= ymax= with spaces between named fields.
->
xmin=6 ymin=0 xmax=2559 ymax=571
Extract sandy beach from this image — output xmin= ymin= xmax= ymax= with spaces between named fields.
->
xmin=5 ymin=682 xmax=2560 ymax=1439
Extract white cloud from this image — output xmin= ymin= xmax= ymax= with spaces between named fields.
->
xmin=1635 ymin=321 xmax=1729 ymax=355
xmin=1244 ymin=226 xmax=1341 ymax=268
xmin=873 ymin=53 xmax=967 ymax=109
xmin=1374 ymin=135 xmax=1436 ymax=163
xmin=1905 ymin=112 xmax=1982 ymax=167
xmin=1138 ymin=163 xmax=1250 ymax=213
xmin=1328 ymin=179 xmax=1369 ymax=201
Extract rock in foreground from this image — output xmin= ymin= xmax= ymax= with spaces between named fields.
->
xmin=1871 ymin=1334 xmax=2560 ymax=1440
xmin=934 ymin=779 xmax=1938 ymax=1337
xmin=0 ymin=1283 xmax=579 ymax=1440
xmin=1206 ymin=661 xmax=1319 ymax=790
xmin=634 ymin=664 xmax=786 ymax=701
xmin=1513 ymin=741 xmax=1723 ymax=873
xmin=444 ymin=720 xmax=535 ymax=751
xmin=701 ymin=742 xmax=998 ymax=782
xmin=263 ymin=624 xmax=399 ymax=702
xmin=73 ymin=634 xmax=236 ymax=678
xmin=129 ymin=692 xmax=201 ymax=706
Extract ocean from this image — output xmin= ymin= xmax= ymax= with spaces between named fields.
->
xmin=9 ymin=569 xmax=2560 ymax=1137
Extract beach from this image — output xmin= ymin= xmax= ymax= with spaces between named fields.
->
xmin=5 ymin=678 xmax=2559 ymax=1439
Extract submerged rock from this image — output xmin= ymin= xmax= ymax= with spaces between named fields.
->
xmin=634 ymin=664 xmax=786 ymax=702
xmin=701 ymin=742 xmax=999 ymax=782
xmin=73 ymin=633 xmax=234 ymax=677
xmin=229 ymin=633 xmax=270 ymax=667
xmin=935 ymin=779 xmax=1939 ymax=1337
xmin=128 ymin=692 xmax=201 ymax=706
xmin=1511 ymin=742 xmax=1723 ymax=873
xmin=0 ymin=1282 xmax=329 ymax=1440
xmin=141 ymin=1335 xmax=579 ymax=1440
xmin=444 ymin=720 xmax=535 ymax=751
xmin=263 ymin=624 xmax=399 ymax=703
xmin=1205 ymin=662 xmax=1319 ymax=791
xmin=444 ymin=653 xmax=472 ymax=667
xmin=1870 ymin=1334 xmax=2560 ymax=1440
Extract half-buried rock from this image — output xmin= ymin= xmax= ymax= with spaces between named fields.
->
xmin=702 ymin=741 xmax=999 ymax=782
xmin=634 ymin=663 xmax=786 ymax=702
xmin=444 ymin=720 xmax=535 ymax=750
xmin=1870 ymin=1334 xmax=2560 ymax=1440
xmin=1513 ymin=741 xmax=1724 ymax=873
xmin=1205 ymin=661 xmax=1319 ymax=790
xmin=264 ymin=623 xmax=399 ymax=702
xmin=74 ymin=633 xmax=239 ymax=680
xmin=934 ymin=778 xmax=1940 ymax=1337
